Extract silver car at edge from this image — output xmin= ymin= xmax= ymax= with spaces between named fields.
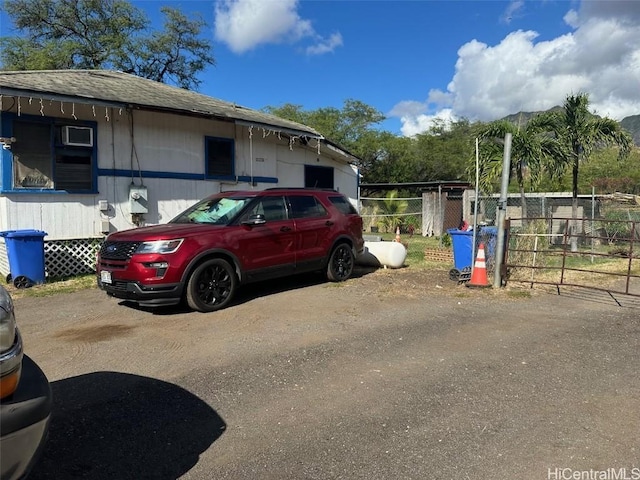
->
xmin=0 ymin=284 xmax=51 ymax=480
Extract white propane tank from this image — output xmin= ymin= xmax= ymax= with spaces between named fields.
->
xmin=356 ymin=241 xmax=407 ymax=269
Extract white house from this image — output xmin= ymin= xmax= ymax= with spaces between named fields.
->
xmin=0 ymin=70 xmax=360 ymax=278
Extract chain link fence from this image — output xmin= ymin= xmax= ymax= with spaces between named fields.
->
xmin=359 ymin=190 xmax=640 ymax=275
xmin=472 ymin=192 xmax=640 ymax=246
xmin=359 ymin=191 xmax=640 ymax=241
xmin=359 ymin=196 xmax=423 ymax=235
xmin=477 ymin=191 xmax=640 ymax=294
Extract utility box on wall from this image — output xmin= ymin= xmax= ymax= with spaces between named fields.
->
xmin=129 ymin=185 xmax=148 ymax=214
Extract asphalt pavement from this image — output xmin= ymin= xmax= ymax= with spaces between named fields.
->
xmin=14 ymin=268 xmax=640 ymax=480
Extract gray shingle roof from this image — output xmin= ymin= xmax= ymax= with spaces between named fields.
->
xmin=0 ymin=69 xmax=323 ymax=137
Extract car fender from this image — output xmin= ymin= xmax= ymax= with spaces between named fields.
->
xmin=179 ymin=248 xmax=244 ymax=286
xmin=325 ymin=235 xmax=357 ymax=264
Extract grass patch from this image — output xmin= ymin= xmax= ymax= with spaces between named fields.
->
xmin=1 ymin=274 xmax=97 ymax=299
xmin=374 ymin=233 xmax=450 ymax=269
xmin=506 ymin=289 xmax=532 ymax=299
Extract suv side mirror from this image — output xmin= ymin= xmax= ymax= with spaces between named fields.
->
xmin=241 ymin=214 xmax=266 ymax=226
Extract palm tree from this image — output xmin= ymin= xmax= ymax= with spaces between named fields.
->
xmin=476 ymin=116 xmax=564 ymax=219
xmin=540 ymin=93 xmax=633 ymax=250
xmin=378 ymin=190 xmax=408 ymax=233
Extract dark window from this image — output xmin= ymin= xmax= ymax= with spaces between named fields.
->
xmin=288 ymin=195 xmax=327 ymax=219
xmin=206 ymin=137 xmax=234 ymax=177
xmin=244 ymin=196 xmax=288 ymax=222
xmin=55 ymin=150 xmax=92 ymax=190
xmin=328 ymin=195 xmax=358 ymax=214
xmin=304 ymin=165 xmax=334 ymax=189
xmin=11 ymin=120 xmax=95 ymax=192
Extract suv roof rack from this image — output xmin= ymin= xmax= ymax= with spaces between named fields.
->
xmin=264 ymin=187 xmax=338 ymax=192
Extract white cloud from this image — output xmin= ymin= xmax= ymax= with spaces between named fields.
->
xmin=388 ymin=100 xmax=429 ymax=119
xmin=306 ymin=32 xmax=343 ymax=56
xmin=501 ymin=0 xmax=525 ymax=24
xmin=214 ymin=0 xmax=342 ymax=55
xmin=390 ymin=0 xmax=640 ymax=136
xmin=397 ymin=109 xmax=456 ymax=138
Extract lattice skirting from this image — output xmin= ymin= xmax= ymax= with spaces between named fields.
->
xmin=0 ymin=242 xmax=9 ymax=280
xmin=0 ymin=237 xmax=103 ymax=281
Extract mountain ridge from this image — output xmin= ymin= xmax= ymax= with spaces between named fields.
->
xmin=501 ymin=109 xmax=640 ymax=146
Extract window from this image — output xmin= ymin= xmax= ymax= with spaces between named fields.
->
xmin=10 ymin=119 xmax=95 ymax=192
xmin=288 ymin=195 xmax=327 ymax=219
xmin=206 ymin=137 xmax=234 ymax=177
xmin=243 ymin=196 xmax=288 ymax=222
xmin=259 ymin=197 xmax=288 ymax=221
xmin=171 ymin=196 xmax=253 ymax=225
xmin=304 ymin=165 xmax=334 ymax=189
xmin=328 ymin=195 xmax=358 ymax=215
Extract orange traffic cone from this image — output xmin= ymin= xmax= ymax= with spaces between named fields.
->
xmin=467 ymin=243 xmax=491 ymax=288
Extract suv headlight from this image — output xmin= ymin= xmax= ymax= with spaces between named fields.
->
xmin=0 ymin=286 xmax=22 ymax=399
xmin=136 ymin=239 xmax=183 ymax=255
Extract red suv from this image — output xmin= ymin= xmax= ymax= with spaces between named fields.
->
xmin=96 ymin=188 xmax=364 ymax=312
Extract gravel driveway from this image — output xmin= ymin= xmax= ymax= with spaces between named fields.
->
xmin=13 ymin=267 xmax=640 ymax=480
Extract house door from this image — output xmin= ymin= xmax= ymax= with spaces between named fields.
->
xmin=444 ymin=192 xmax=463 ymax=230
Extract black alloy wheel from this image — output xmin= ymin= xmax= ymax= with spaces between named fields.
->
xmin=327 ymin=243 xmax=354 ymax=282
xmin=186 ymin=258 xmax=237 ymax=312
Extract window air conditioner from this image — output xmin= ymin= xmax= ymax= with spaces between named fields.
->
xmin=62 ymin=125 xmax=93 ymax=147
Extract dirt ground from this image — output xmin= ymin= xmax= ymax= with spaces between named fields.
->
xmin=13 ymin=266 xmax=640 ymax=479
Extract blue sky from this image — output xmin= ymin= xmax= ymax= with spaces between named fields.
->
xmin=3 ymin=1 xmax=640 ymax=135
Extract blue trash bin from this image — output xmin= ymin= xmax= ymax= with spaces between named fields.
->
xmin=447 ymin=228 xmax=475 ymax=271
xmin=0 ymin=230 xmax=47 ymax=288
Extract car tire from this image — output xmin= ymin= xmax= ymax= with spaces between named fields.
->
xmin=186 ymin=258 xmax=237 ymax=312
xmin=326 ymin=243 xmax=354 ymax=282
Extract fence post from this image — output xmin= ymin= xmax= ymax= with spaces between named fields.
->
xmin=494 ymin=133 xmax=512 ymax=288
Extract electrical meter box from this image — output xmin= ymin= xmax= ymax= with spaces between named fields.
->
xmin=129 ymin=185 xmax=148 ymax=214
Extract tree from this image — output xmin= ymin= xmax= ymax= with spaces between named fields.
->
xmin=476 ymin=116 xmax=565 ymax=218
xmin=540 ymin=93 xmax=633 ymax=249
xmin=0 ymin=0 xmax=214 ymax=90
xmin=265 ymin=100 xmax=392 ymax=181
xmin=377 ymin=190 xmax=408 ymax=233
xmin=580 ymin=148 xmax=640 ymax=194
xmin=414 ymin=118 xmax=479 ymax=183
xmin=265 ymin=99 xmax=385 ymax=151
xmin=360 ymin=131 xmax=416 ymax=184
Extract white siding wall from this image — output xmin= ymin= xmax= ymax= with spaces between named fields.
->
xmin=2 ymin=103 xmax=358 ymax=239
xmin=0 ymin=194 xmax=102 ymax=239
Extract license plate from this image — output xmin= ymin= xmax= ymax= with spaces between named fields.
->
xmin=100 ymin=270 xmax=112 ymax=284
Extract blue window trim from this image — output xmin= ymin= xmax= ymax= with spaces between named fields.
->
xmin=0 ymin=112 xmax=98 ymax=194
xmin=96 ymin=168 xmax=278 ymax=184
xmin=204 ymin=136 xmax=235 ymax=179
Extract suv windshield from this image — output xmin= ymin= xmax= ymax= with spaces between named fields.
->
xmin=171 ymin=196 xmax=253 ymax=225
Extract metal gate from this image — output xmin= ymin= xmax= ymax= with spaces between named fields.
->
xmin=504 ymin=217 xmax=640 ymax=305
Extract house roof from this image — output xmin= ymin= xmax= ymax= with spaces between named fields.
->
xmin=0 ymin=69 xmax=324 ymax=139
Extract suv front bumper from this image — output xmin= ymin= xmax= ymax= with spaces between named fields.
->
xmin=98 ymin=278 xmax=184 ymax=307
xmin=0 ymin=355 xmax=52 ymax=480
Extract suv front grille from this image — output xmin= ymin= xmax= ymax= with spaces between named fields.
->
xmin=99 ymin=241 xmax=141 ymax=261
